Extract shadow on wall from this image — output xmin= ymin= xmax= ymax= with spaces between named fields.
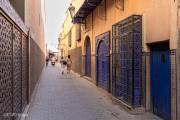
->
xmin=30 ymin=38 xmax=45 ymax=98
xmin=68 ymin=47 xmax=82 ymax=75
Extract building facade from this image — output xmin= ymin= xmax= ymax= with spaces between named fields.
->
xmin=58 ymin=9 xmax=82 ymax=75
xmin=177 ymin=1 xmax=180 ymax=120
xmin=58 ymin=10 xmax=72 ymax=58
xmin=0 ymin=0 xmax=45 ymax=119
xmin=24 ymin=0 xmax=45 ymax=99
xmin=62 ymin=0 xmax=180 ymax=120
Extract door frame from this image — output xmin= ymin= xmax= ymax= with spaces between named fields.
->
xmin=84 ymin=36 xmax=91 ymax=77
xmin=149 ymin=41 xmax=171 ymax=120
xmin=96 ymin=31 xmax=110 ymax=92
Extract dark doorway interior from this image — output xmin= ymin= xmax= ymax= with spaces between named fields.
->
xmin=85 ymin=37 xmax=91 ymax=77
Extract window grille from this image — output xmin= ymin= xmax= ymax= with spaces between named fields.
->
xmin=112 ymin=15 xmax=142 ymax=107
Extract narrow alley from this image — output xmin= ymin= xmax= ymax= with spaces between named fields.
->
xmin=26 ymin=64 xmax=160 ymax=120
xmin=1 ymin=0 xmax=180 ymax=120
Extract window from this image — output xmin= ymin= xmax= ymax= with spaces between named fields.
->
xmin=68 ymin=30 xmax=72 ymax=47
xmin=76 ymin=24 xmax=81 ymax=41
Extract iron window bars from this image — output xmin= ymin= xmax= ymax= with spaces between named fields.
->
xmin=112 ymin=15 xmax=142 ymax=107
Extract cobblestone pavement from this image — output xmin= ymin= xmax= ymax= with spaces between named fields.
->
xmin=26 ymin=64 xmax=161 ymax=120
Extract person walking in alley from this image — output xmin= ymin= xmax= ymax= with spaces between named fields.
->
xmin=60 ymin=57 xmax=64 ymax=65
xmin=66 ymin=55 xmax=72 ymax=74
xmin=60 ymin=57 xmax=66 ymax=74
xmin=46 ymin=57 xmax=49 ymax=66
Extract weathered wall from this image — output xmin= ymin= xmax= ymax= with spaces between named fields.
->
xmin=68 ymin=47 xmax=82 ymax=75
xmin=70 ymin=24 xmax=82 ymax=49
xmin=25 ymin=0 xmax=45 ymax=52
xmin=170 ymin=0 xmax=179 ymax=50
xmin=177 ymin=2 xmax=180 ymax=119
xmin=170 ymin=1 xmax=179 ymax=120
xmin=29 ymin=38 xmax=45 ymax=97
xmin=25 ymin=0 xmax=45 ymax=97
xmin=9 ymin=0 xmax=25 ymax=21
xmin=91 ymin=55 xmax=96 ymax=84
xmin=177 ymin=30 xmax=180 ymax=120
xmin=63 ymin=11 xmax=73 ymax=35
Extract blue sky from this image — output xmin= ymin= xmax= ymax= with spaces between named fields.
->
xmin=44 ymin=0 xmax=70 ymax=52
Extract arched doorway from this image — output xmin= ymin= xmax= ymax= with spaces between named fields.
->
xmin=96 ymin=32 xmax=110 ymax=91
xmin=85 ymin=37 xmax=91 ymax=77
xmin=97 ymin=41 xmax=110 ymax=90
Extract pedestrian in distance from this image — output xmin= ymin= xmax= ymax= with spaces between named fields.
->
xmin=60 ymin=57 xmax=66 ymax=74
xmin=66 ymin=55 xmax=72 ymax=74
xmin=51 ymin=57 xmax=56 ymax=66
xmin=60 ymin=57 xmax=64 ymax=65
xmin=46 ymin=57 xmax=49 ymax=67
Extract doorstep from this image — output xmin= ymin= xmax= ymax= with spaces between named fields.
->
xmin=111 ymin=96 xmax=145 ymax=115
xmin=71 ymin=71 xmax=93 ymax=83
xmin=83 ymin=76 xmax=92 ymax=81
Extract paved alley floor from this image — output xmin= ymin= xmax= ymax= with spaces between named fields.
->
xmin=26 ymin=64 xmax=161 ymax=120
